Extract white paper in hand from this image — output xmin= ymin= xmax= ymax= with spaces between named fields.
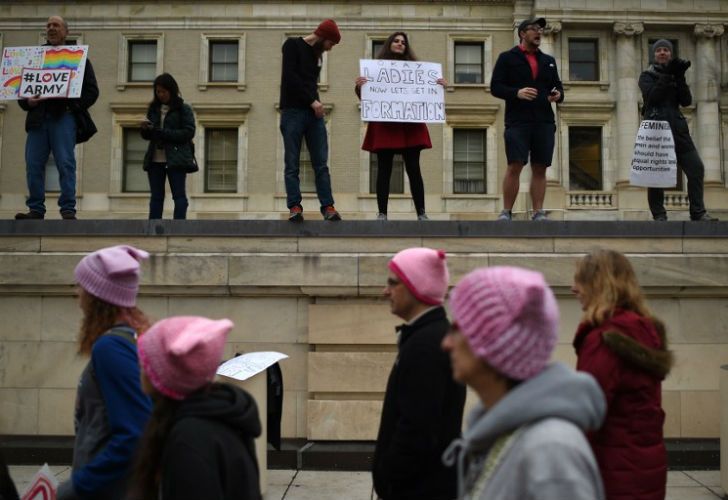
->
xmin=21 ymin=463 xmax=58 ymax=500
xmin=217 ymin=351 xmax=289 ymax=381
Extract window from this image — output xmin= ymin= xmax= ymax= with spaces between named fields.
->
xmin=454 ymin=43 xmax=483 ymax=84
xmin=372 ymin=40 xmax=384 ymax=58
xmin=569 ymin=39 xmax=598 ymax=81
xmin=209 ymin=40 xmax=238 ymax=82
xmin=453 ymin=129 xmax=487 ymax=193
xmin=45 ymin=154 xmax=60 ymax=192
xmin=299 ymin=141 xmax=317 ymax=193
xmin=122 ymin=128 xmax=148 ymax=192
xmin=569 ymin=127 xmax=602 ymax=190
xmin=205 ymin=128 xmax=238 ymax=192
xmin=128 ymin=40 xmax=157 ymax=82
xmin=369 ymin=154 xmax=404 ymax=194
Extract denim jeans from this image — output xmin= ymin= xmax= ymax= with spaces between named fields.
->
xmin=147 ymin=163 xmax=188 ymax=219
xmin=25 ymin=112 xmax=77 ymax=215
xmin=648 ymin=148 xmax=706 ymax=220
xmin=280 ymin=108 xmax=334 ymax=211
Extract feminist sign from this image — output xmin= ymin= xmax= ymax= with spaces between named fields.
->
xmin=20 ymin=463 xmax=58 ymax=500
xmin=359 ymin=59 xmax=445 ymax=123
xmin=0 ymin=45 xmax=88 ymax=100
xmin=18 ymin=69 xmax=72 ymax=98
xmin=630 ymin=120 xmax=678 ymax=188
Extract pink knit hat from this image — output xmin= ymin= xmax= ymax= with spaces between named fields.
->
xmin=388 ymin=247 xmax=449 ymax=305
xmin=138 ymin=316 xmax=233 ymax=400
xmin=449 ymin=266 xmax=559 ymax=381
xmin=74 ymin=245 xmax=149 ymax=307
xmin=315 ymin=19 xmax=341 ymax=44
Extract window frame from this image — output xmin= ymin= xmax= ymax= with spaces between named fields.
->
xmin=452 ymin=128 xmax=488 ymax=194
xmin=117 ymin=33 xmax=164 ymax=90
xmin=447 ymin=35 xmax=492 ymax=91
xmin=560 ymin=30 xmax=609 ymax=90
xmin=568 ymin=126 xmax=603 ymax=191
xmin=567 ymin=38 xmax=599 ymax=82
xmin=198 ymin=33 xmax=246 ymax=90
xmin=204 ymin=127 xmax=239 ymax=193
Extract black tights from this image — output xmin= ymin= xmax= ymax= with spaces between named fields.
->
xmin=376 ymin=148 xmax=425 ymax=215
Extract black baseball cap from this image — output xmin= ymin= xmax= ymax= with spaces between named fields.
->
xmin=518 ymin=17 xmax=546 ymax=33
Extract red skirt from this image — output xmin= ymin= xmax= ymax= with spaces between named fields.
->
xmin=362 ymin=121 xmax=432 ymax=152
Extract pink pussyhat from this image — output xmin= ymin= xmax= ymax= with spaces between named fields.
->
xmin=138 ymin=316 xmax=233 ymax=400
xmin=449 ymin=266 xmax=559 ymax=381
xmin=74 ymin=245 xmax=149 ymax=307
xmin=388 ymin=247 xmax=449 ymax=305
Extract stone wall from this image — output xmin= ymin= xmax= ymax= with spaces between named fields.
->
xmin=0 ymin=221 xmax=726 ymax=440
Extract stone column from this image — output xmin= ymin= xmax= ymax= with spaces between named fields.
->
xmin=613 ymin=22 xmax=643 ymax=186
xmin=542 ymin=22 xmax=563 ymax=185
xmin=694 ymin=24 xmax=724 ymax=186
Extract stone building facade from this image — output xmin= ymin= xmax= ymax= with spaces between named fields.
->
xmin=0 ymin=0 xmax=726 ymax=220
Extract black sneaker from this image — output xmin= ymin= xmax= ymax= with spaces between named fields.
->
xmin=14 ymin=210 xmax=44 ymax=220
xmin=692 ymin=213 xmax=718 ymax=221
xmin=288 ymin=205 xmax=304 ymax=222
xmin=653 ymin=214 xmax=668 ymax=221
xmin=61 ymin=210 xmax=77 ymax=220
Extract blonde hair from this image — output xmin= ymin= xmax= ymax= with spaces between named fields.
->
xmin=574 ymin=250 xmax=652 ymax=326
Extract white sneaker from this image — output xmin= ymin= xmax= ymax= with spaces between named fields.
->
xmin=377 ymin=213 xmax=387 ymax=221
xmin=417 ymin=213 xmax=429 ymax=221
xmin=531 ymin=210 xmax=548 ymax=221
xmin=498 ymin=210 xmax=512 ymax=221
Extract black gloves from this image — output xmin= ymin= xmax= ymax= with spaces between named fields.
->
xmin=667 ymin=58 xmax=691 ymax=76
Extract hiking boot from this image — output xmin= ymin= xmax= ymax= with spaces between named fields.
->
xmin=692 ymin=213 xmax=718 ymax=221
xmin=61 ymin=210 xmax=77 ymax=220
xmin=377 ymin=213 xmax=387 ymax=221
xmin=497 ymin=209 xmax=512 ymax=221
xmin=531 ymin=210 xmax=548 ymax=221
xmin=14 ymin=210 xmax=44 ymax=220
xmin=417 ymin=213 xmax=430 ymax=221
xmin=288 ymin=205 xmax=304 ymax=222
xmin=322 ymin=205 xmax=341 ymax=221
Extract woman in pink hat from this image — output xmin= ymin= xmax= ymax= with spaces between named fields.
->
xmin=57 ymin=245 xmax=152 ymax=500
xmin=130 ymin=316 xmax=262 ymax=500
xmin=572 ymin=250 xmax=672 ymax=500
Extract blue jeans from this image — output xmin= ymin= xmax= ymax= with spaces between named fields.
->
xmin=25 ymin=112 xmax=77 ymax=214
xmin=280 ymin=108 xmax=334 ymax=211
xmin=147 ymin=163 xmax=188 ymax=219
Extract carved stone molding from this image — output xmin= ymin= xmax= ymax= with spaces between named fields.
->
xmin=544 ymin=22 xmax=562 ymax=36
xmin=613 ymin=22 xmax=644 ymax=37
xmin=694 ymin=24 xmax=724 ymax=39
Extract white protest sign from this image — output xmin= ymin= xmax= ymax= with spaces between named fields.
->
xmin=630 ymin=120 xmax=678 ymax=188
xmin=217 ymin=351 xmax=289 ymax=381
xmin=359 ymin=59 xmax=445 ymax=123
xmin=20 ymin=463 xmax=58 ymax=500
xmin=0 ymin=45 xmax=88 ymax=100
xmin=18 ymin=69 xmax=72 ymax=98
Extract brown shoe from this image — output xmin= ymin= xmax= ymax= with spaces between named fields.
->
xmin=14 ymin=210 xmax=44 ymax=220
xmin=61 ymin=210 xmax=77 ymax=220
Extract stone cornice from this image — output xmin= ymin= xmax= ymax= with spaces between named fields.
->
xmin=544 ymin=22 xmax=562 ymax=36
xmin=694 ymin=24 xmax=725 ymax=39
xmin=613 ymin=22 xmax=644 ymax=37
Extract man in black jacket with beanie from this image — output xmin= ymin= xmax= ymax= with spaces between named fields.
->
xmin=373 ymin=247 xmax=465 ymax=500
xmin=15 ymin=15 xmax=98 ymax=220
xmin=491 ymin=17 xmax=563 ymax=221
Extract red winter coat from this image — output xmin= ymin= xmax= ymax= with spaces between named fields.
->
xmin=573 ymin=309 xmax=673 ymax=500
xmin=362 ymin=121 xmax=432 ymax=152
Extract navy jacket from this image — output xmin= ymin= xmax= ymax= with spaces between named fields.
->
xmin=490 ymin=46 xmax=564 ymax=126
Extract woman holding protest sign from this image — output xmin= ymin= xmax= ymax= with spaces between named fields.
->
xmin=140 ymin=73 xmax=197 ymax=220
xmin=638 ymin=39 xmax=716 ymax=221
xmin=355 ymin=32 xmax=446 ymax=221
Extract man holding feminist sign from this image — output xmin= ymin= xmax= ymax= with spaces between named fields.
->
xmin=15 ymin=15 xmax=98 ymax=220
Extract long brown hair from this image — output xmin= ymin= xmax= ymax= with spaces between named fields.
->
xmin=574 ymin=249 xmax=652 ymax=326
xmin=376 ymin=31 xmax=417 ymax=61
xmin=78 ymin=290 xmax=150 ymax=355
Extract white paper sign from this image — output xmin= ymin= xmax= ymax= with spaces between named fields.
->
xmin=630 ymin=120 xmax=678 ymax=188
xmin=18 ymin=69 xmax=73 ymax=98
xmin=20 ymin=463 xmax=58 ymax=500
xmin=359 ymin=59 xmax=445 ymax=123
xmin=217 ymin=351 xmax=289 ymax=381
xmin=0 ymin=45 xmax=88 ymax=100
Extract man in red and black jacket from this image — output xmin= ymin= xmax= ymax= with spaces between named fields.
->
xmin=491 ymin=17 xmax=563 ymax=221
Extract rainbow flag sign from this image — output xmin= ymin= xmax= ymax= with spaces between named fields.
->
xmin=0 ymin=45 xmax=88 ymax=100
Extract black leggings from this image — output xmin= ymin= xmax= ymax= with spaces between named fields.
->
xmin=376 ymin=148 xmax=425 ymax=215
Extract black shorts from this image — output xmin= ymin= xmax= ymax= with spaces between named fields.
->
xmin=504 ymin=123 xmax=556 ymax=166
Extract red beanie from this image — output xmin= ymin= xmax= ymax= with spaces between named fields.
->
xmin=315 ymin=19 xmax=341 ymax=44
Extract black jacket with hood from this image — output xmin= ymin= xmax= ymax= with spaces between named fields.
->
xmin=160 ymin=383 xmax=262 ymax=500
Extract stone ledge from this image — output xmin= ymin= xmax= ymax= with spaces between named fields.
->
xmin=3 ymin=220 xmax=728 ymax=238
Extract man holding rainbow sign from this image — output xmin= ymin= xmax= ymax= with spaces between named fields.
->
xmin=5 ymin=15 xmax=98 ymax=220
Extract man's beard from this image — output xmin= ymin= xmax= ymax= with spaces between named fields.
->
xmin=312 ymin=39 xmax=326 ymax=58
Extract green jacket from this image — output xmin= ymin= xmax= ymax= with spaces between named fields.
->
xmin=141 ymin=101 xmax=197 ymax=172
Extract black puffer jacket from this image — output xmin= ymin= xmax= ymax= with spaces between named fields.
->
xmin=141 ymin=100 xmax=197 ymax=172
xmin=160 ymin=383 xmax=262 ymax=500
xmin=638 ymin=64 xmax=695 ymax=153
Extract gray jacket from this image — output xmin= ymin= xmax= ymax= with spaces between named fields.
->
xmin=443 ymin=363 xmax=606 ymax=500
